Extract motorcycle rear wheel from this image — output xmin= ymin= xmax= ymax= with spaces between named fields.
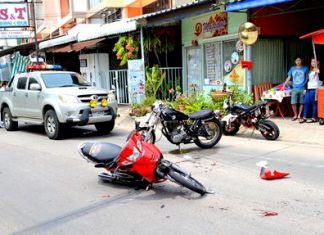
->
xmin=194 ymin=119 xmax=222 ymax=149
xmin=259 ymin=120 xmax=280 ymax=140
xmin=168 ymin=167 xmax=206 ymax=195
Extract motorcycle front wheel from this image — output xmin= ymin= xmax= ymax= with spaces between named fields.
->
xmin=259 ymin=120 xmax=280 ymax=140
xmin=223 ymin=121 xmax=240 ymax=135
xmin=168 ymin=167 xmax=206 ymax=195
xmin=139 ymin=127 xmax=156 ymax=144
xmin=194 ymin=119 xmax=222 ymax=149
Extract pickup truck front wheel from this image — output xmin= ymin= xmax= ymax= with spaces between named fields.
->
xmin=44 ymin=110 xmax=64 ymax=140
xmin=95 ymin=120 xmax=115 ymax=134
xmin=2 ymin=107 xmax=18 ymax=131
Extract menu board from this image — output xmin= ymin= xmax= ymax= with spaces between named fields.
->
xmin=205 ymin=44 xmax=215 ymax=80
xmin=205 ymin=42 xmax=222 ymax=81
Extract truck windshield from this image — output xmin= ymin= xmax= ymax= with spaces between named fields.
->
xmin=41 ymin=73 xmax=90 ymax=88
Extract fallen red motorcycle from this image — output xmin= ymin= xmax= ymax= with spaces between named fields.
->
xmin=78 ymin=130 xmax=207 ymax=195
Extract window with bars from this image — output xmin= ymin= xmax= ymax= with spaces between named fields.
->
xmin=143 ymin=0 xmax=171 ymax=14
xmin=103 ymin=8 xmax=122 ymax=23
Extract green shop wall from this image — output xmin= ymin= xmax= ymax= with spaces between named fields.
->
xmin=181 ymin=11 xmax=247 ymax=94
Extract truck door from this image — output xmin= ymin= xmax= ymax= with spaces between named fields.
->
xmin=12 ymin=76 xmax=28 ymax=117
xmin=25 ymin=77 xmax=43 ymax=119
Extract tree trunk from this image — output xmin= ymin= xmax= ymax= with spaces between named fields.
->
xmin=165 ymin=37 xmax=168 ymax=67
xmin=154 ymin=48 xmax=161 ymax=66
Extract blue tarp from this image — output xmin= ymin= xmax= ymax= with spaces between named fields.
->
xmin=226 ymin=0 xmax=293 ymax=12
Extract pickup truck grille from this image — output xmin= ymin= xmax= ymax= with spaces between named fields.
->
xmin=78 ymin=94 xmax=108 ymax=103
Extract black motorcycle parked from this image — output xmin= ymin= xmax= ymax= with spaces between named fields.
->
xmin=135 ymin=101 xmax=222 ymax=149
xmin=221 ymin=91 xmax=280 ymax=140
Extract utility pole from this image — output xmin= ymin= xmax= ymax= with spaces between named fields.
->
xmin=30 ymin=0 xmax=39 ymax=64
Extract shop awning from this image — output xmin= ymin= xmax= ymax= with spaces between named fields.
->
xmin=38 ymin=34 xmax=77 ymax=50
xmin=0 ymin=41 xmax=41 ymax=57
xmin=225 ymin=0 xmax=293 ymax=12
xmin=128 ymin=0 xmax=212 ymax=27
xmin=77 ymin=20 xmax=137 ymax=42
xmin=52 ymin=38 xmax=105 ymax=53
xmin=300 ymin=29 xmax=324 ymax=45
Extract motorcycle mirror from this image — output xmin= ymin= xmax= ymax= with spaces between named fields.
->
xmin=238 ymin=22 xmax=259 ymax=45
xmin=126 ymin=129 xmax=136 ymax=142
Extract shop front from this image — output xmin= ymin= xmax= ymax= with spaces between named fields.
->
xmin=181 ymin=9 xmax=247 ymax=95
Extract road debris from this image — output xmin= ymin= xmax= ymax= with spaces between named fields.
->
xmin=101 ymin=193 xmax=111 ymax=198
xmin=262 ymin=211 xmax=278 ymax=217
xmin=256 ymin=161 xmax=290 ymax=180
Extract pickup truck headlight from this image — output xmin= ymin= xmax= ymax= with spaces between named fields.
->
xmin=101 ymin=98 xmax=108 ymax=107
xmin=59 ymin=95 xmax=79 ymax=103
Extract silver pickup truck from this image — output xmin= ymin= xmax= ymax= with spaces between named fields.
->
xmin=0 ymin=69 xmax=117 ymax=139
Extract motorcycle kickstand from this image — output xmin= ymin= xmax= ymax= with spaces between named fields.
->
xmin=250 ymin=128 xmax=256 ymax=137
xmin=177 ymin=144 xmax=184 ymax=154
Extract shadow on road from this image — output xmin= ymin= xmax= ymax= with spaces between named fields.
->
xmin=15 ymin=124 xmax=131 ymax=140
xmin=11 ymin=182 xmax=204 ymax=235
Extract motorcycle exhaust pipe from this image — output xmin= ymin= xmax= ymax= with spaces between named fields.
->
xmin=98 ymin=172 xmax=116 ymax=182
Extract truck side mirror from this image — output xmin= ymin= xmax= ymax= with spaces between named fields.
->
xmin=30 ymin=83 xmax=41 ymax=91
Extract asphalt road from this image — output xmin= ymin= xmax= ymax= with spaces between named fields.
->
xmin=0 ymin=120 xmax=324 ymax=235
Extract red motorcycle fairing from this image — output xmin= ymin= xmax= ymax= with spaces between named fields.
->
xmin=118 ymin=131 xmax=163 ymax=183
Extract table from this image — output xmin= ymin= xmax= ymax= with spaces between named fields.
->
xmin=261 ymin=87 xmax=292 ymax=118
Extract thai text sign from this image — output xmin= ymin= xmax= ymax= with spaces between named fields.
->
xmin=193 ymin=12 xmax=228 ymax=39
xmin=0 ymin=3 xmax=29 ymax=27
xmin=0 ymin=30 xmax=32 ymax=38
xmin=128 ymin=59 xmax=145 ymax=104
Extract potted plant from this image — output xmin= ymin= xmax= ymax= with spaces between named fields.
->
xmin=210 ymin=88 xmax=227 ymax=103
xmin=113 ymin=35 xmax=139 ymax=66
xmin=145 ymin=65 xmax=166 ymax=98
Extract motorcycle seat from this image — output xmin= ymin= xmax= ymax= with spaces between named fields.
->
xmin=234 ymin=103 xmax=258 ymax=112
xmin=80 ymin=142 xmax=122 ymax=163
xmin=188 ymin=109 xmax=213 ymax=119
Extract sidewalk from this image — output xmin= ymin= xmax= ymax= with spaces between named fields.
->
xmin=115 ymin=104 xmax=324 ymax=146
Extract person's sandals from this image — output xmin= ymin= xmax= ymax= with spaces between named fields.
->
xmin=299 ymin=118 xmax=306 ymax=123
xmin=306 ymin=118 xmax=318 ymax=123
xmin=291 ymin=117 xmax=298 ymax=121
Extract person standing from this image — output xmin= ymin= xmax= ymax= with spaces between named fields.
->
xmin=300 ymin=58 xmax=322 ymax=123
xmin=283 ymin=55 xmax=308 ymax=122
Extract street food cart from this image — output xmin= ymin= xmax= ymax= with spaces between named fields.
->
xmin=300 ymin=29 xmax=324 ymax=125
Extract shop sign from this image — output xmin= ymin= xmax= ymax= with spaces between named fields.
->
xmin=0 ymin=3 xmax=29 ymax=27
xmin=0 ymin=30 xmax=32 ymax=39
xmin=193 ymin=12 xmax=228 ymax=39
